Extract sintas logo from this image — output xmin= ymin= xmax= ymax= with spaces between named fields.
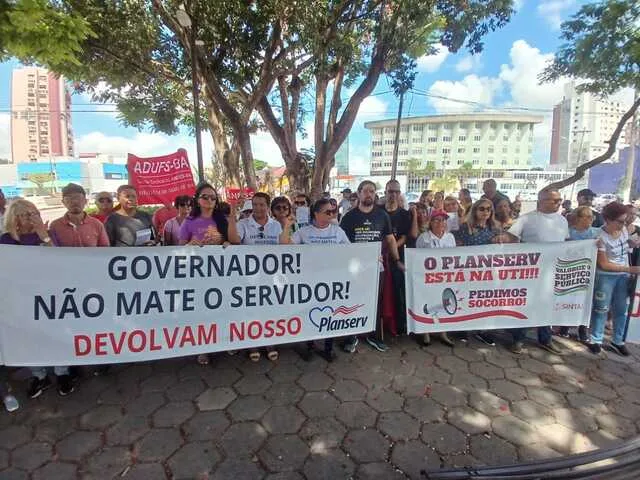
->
xmin=308 ymin=305 xmax=367 ymax=333
xmin=554 ymin=257 xmax=592 ymax=296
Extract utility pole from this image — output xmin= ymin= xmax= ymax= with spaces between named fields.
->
xmin=390 ymin=91 xmax=404 ymax=180
xmin=570 ymin=129 xmax=590 ymax=200
xmin=621 ymin=90 xmax=639 ymax=203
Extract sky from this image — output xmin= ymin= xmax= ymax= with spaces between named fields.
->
xmin=0 ymin=0 xmax=634 ymax=175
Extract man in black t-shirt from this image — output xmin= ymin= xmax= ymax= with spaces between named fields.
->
xmin=384 ymin=180 xmax=410 ymax=334
xmin=340 ymin=180 xmax=404 ymax=353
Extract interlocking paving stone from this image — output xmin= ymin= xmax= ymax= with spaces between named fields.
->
xmin=219 ymin=422 xmax=268 ymax=456
xmin=429 ymin=384 xmax=468 ymax=407
xmin=450 ymin=372 xmax=489 ymax=392
xmin=596 ymin=413 xmax=638 ymax=438
xmin=10 ymin=442 xmax=51 ymax=471
xmin=0 ymin=425 xmax=31 ymax=449
xmin=422 ymin=422 xmax=468 ymax=455
xmin=267 ymin=363 xmax=303 ymax=384
xmin=105 ymin=415 xmax=151 ymax=446
xmin=298 ymin=392 xmax=339 ymax=418
xmin=303 ymin=449 xmax=355 ymax=480
xmin=468 ymin=390 xmax=511 ymax=417
xmin=365 ymin=389 xmax=404 ymax=412
xmin=343 ymin=429 xmax=390 ymax=463
xmin=80 ymin=446 xmax=131 ymax=479
xmin=167 ymin=442 xmax=222 ymax=479
xmin=263 ymin=382 xmax=305 ymax=406
xmin=335 ymin=401 xmax=378 ymax=429
xmin=262 ymin=405 xmax=306 ymax=434
xmin=196 ymin=387 xmax=236 ymax=411
xmin=211 ymin=457 xmax=266 ymax=480
xmin=299 ymin=417 xmax=346 ymax=452
xmin=258 ymin=435 xmax=310 ymax=472
xmin=56 ymin=431 xmax=102 ymax=461
xmin=0 ymin=468 xmax=28 ymax=479
xmin=356 ymin=462 xmax=406 ymax=479
xmin=226 ymin=394 xmax=270 ymax=422
xmin=234 ymin=374 xmax=273 ymax=395
xmin=492 ymin=415 xmax=540 ymax=446
xmin=331 ymin=379 xmax=367 ymax=402
xmin=124 ymin=392 xmax=166 ymax=416
xmin=296 ymin=372 xmax=333 ymax=391
xmin=183 ymin=410 xmax=230 ymax=442
xmin=152 ymin=401 xmax=195 ymax=427
xmin=511 ymin=400 xmax=555 ymax=426
xmin=114 ymin=462 xmax=166 ymax=480
xmin=447 ymin=406 xmax=492 ymax=434
xmin=518 ymin=443 xmax=563 ymax=461
xmin=403 ymin=397 xmax=445 ymax=423
xmin=377 ymin=411 xmax=420 ymax=440
xmin=470 ymin=434 xmax=519 ymax=465
xmin=165 ymin=378 xmax=206 ymax=401
xmin=489 ymin=380 xmax=527 ymax=402
xmin=32 ymin=462 xmax=78 ymax=480
xmin=390 ymin=440 xmax=441 ymax=479
xmin=552 ymin=407 xmax=598 ymax=433
xmin=135 ymin=428 xmax=183 ymax=462
xmin=0 ymin=449 xmax=7 ymax=470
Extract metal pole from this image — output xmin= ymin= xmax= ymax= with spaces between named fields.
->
xmin=191 ymin=30 xmax=204 ymax=184
xmin=621 ymin=90 xmax=639 ymax=203
xmin=390 ymin=91 xmax=404 ymax=180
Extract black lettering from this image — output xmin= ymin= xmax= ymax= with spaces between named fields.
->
xmin=34 ymin=295 xmax=55 ymax=320
xmin=117 ymin=291 xmax=141 ymax=315
xmin=144 ymin=291 xmax=163 ymax=314
xmin=174 ymin=255 xmax=187 ymax=278
xmin=108 ymin=255 xmax=127 ymax=280
xmin=282 ymin=254 xmax=295 ymax=274
xmin=230 ymin=286 xmax=243 ymax=307
xmin=190 ymin=255 xmax=204 ymax=278
xmin=263 ymin=254 xmax=278 ymax=275
xmin=59 ymin=293 xmax=80 ymax=319
xmin=259 ymin=285 xmax=273 ymax=306
xmin=131 ymin=256 xmax=151 ymax=280
xmin=245 ymin=255 xmax=260 ymax=275
xmin=82 ymin=293 xmax=104 ymax=318
xmin=227 ymin=255 xmax=242 ymax=275
xmin=153 ymin=256 xmax=172 ymax=278
xmin=207 ymin=255 xmax=225 ymax=277
xmin=183 ymin=289 xmax=195 ymax=311
xmin=204 ymin=288 xmax=222 ymax=309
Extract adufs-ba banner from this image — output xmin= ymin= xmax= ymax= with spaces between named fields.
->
xmin=0 ymin=244 xmax=380 ymax=366
xmin=405 ymin=240 xmax=597 ymax=333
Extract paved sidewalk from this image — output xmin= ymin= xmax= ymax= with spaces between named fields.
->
xmin=1 ymin=333 xmax=640 ymax=479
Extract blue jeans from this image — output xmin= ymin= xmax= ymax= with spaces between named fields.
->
xmin=30 ymin=366 xmax=69 ymax=379
xmin=590 ymin=272 xmax=630 ymax=345
xmin=511 ymin=326 xmax=552 ymax=345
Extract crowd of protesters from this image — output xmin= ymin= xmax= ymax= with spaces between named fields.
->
xmin=0 ymin=176 xmax=638 ymax=408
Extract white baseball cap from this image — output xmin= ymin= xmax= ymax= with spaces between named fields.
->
xmin=241 ymin=200 xmax=253 ymax=212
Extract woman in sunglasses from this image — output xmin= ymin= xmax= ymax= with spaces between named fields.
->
xmin=179 ymin=183 xmax=238 ymax=365
xmin=453 ymin=198 xmax=500 ymax=346
xmin=271 ymin=197 xmax=295 ymax=239
xmin=91 ymin=191 xmax=114 ymax=223
xmin=163 ymin=195 xmax=192 ymax=246
xmin=292 ymin=198 xmax=350 ymax=361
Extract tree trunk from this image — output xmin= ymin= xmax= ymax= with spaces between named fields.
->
xmin=235 ymin=127 xmax=258 ymax=191
xmin=546 ymin=96 xmax=640 ymax=191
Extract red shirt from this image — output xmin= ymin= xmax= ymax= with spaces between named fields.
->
xmin=90 ymin=212 xmax=110 ymax=224
xmin=153 ymin=206 xmax=178 ymax=238
xmin=49 ymin=213 xmax=110 ymax=247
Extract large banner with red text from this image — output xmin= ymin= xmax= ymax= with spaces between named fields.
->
xmin=0 ymin=244 xmax=380 ymax=366
xmin=405 ymin=240 xmax=597 ymax=333
xmin=127 ymin=149 xmax=196 ymax=205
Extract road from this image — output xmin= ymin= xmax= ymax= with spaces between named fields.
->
xmin=40 ymin=207 xmax=67 ymax=224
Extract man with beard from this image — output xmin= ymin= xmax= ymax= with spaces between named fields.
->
xmin=340 ymin=180 xmax=404 ymax=353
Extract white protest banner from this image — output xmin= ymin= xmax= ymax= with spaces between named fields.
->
xmin=0 ymin=244 xmax=380 ymax=366
xmin=405 ymin=240 xmax=597 ymax=333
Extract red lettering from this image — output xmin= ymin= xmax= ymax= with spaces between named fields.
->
xmin=163 ymin=327 xmax=180 ymax=348
xmin=264 ymin=320 xmax=275 ymax=338
xmin=149 ymin=329 xmax=162 ymax=351
xmin=179 ymin=326 xmax=196 ymax=347
xmin=248 ymin=321 xmax=262 ymax=340
xmin=109 ymin=332 xmax=127 ymax=354
xmin=95 ymin=333 xmax=108 ymax=356
xmin=74 ymin=335 xmax=91 ymax=356
xmin=128 ymin=330 xmax=147 ymax=353
xmin=289 ymin=317 xmax=302 ymax=335
xmin=230 ymin=323 xmax=244 ymax=341
xmin=197 ymin=324 xmax=217 ymax=345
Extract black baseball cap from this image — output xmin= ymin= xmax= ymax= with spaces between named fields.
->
xmin=342 ymin=188 xmax=352 ymax=194
xmin=577 ymin=189 xmax=597 ymax=198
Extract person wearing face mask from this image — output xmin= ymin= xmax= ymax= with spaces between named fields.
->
xmin=443 ymin=196 xmax=463 ymax=232
xmin=415 ymin=210 xmax=456 ymax=347
xmin=293 ymin=198 xmax=349 ymax=361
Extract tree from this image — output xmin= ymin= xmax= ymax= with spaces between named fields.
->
xmin=429 ymin=174 xmax=459 ymax=194
xmin=540 ymin=0 xmax=640 ymax=192
xmin=455 ymin=162 xmax=478 ymax=188
xmin=0 ymin=0 xmax=92 ymax=65
xmin=257 ymin=0 xmax=514 ymax=197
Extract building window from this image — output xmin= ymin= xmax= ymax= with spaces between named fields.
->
xmin=490 ymin=123 xmax=496 ymax=129
xmin=428 ymin=137 xmax=437 ymax=143
xmin=442 ymin=148 xmax=451 ymax=154
xmin=517 ymin=124 xmax=523 ymax=130
xmin=399 ymin=138 xmax=408 ymax=145
xmin=457 ymin=148 xmax=465 ymax=154
xmin=413 ymin=125 xmax=423 ymax=132
xmin=372 ymin=140 xmax=382 ymax=147
xmin=442 ymin=136 xmax=451 ymax=142
xmin=515 ymin=147 xmax=520 ymax=153
xmin=473 ymin=159 xmax=480 ymax=165
xmin=412 ymin=148 xmax=423 ymax=155
xmin=475 ymin=122 xmax=481 ymax=128
xmin=488 ymin=147 xmax=494 ymax=153
xmin=503 ymin=136 xmax=509 ymax=142
xmin=372 ymin=151 xmax=383 ymax=157
xmin=458 ymin=135 xmax=466 ymax=142
xmin=473 ymin=147 xmax=480 ymax=153
xmin=489 ymin=136 xmax=496 ymax=141
xmin=399 ymin=149 xmax=408 ymax=156
xmin=503 ymin=123 xmax=510 ymax=130
xmin=385 ymin=127 xmax=395 ymax=134
xmin=502 ymin=147 xmax=508 ymax=153
xmin=487 ymin=158 xmax=494 ymax=165
xmin=428 ymin=125 xmax=437 ymax=130
xmin=412 ymin=136 xmax=423 ymax=143
xmin=473 ymin=135 xmax=481 ymax=142
xmin=501 ymin=159 xmax=507 ymax=165
xmin=443 ymin=124 xmax=452 ymax=130
xmin=384 ymin=151 xmax=393 ymax=157
xmin=457 ymin=159 xmax=464 ymax=165
xmin=427 ymin=148 xmax=437 ymax=154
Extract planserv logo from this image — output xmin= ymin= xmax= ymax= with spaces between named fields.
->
xmin=308 ymin=304 xmax=367 ymax=333
xmin=553 ymin=257 xmax=593 ymax=296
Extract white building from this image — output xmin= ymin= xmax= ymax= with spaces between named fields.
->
xmin=364 ymin=113 xmax=543 ymax=175
xmin=551 ymin=82 xmax=631 ymax=169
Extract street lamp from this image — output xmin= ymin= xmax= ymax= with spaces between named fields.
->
xmin=176 ymin=5 xmax=204 ymax=183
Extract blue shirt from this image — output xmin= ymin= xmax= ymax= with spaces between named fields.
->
xmin=454 ymin=223 xmax=497 ymax=246
xmin=569 ymin=227 xmax=600 ymax=241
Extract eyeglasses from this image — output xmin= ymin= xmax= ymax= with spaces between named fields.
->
xmin=97 ymin=198 xmax=112 ymax=203
xmin=273 ymin=205 xmax=289 ymax=211
xmin=430 ymin=217 xmax=445 ymax=223
xmin=294 ymin=201 xmax=307 ymax=206
xmin=321 ymin=209 xmax=337 ymax=216
xmin=477 ymin=206 xmax=493 ymax=212
xmin=199 ymin=194 xmax=216 ymax=201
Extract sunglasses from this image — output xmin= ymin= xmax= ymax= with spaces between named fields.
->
xmin=321 ymin=209 xmax=337 ymax=215
xmin=178 ymin=202 xmax=192 ymax=207
xmin=199 ymin=194 xmax=216 ymax=201
xmin=294 ymin=201 xmax=307 ymax=206
xmin=477 ymin=206 xmax=493 ymax=212
xmin=273 ymin=205 xmax=290 ymax=211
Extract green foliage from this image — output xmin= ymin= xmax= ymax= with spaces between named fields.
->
xmin=540 ymin=0 xmax=640 ymax=95
xmin=254 ymin=159 xmax=268 ymax=171
xmin=429 ymin=174 xmax=459 ymax=193
xmin=0 ymin=0 xmax=93 ymax=65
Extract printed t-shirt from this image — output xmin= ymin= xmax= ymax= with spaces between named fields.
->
xmin=238 ymin=216 xmax=282 ymax=245
xmin=339 ymin=207 xmax=392 ymax=244
xmin=292 ymin=223 xmax=350 ymax=245
xmin=104 ymin=211 xmax=155 ymax=247
xmin=597 ymin=227 xmax=629 ymax=269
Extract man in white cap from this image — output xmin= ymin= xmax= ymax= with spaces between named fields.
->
xmin=239 ymin=199 xmax=253 ymax=220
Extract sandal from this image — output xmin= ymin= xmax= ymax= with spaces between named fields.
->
xmin=249 ymin=350 xmax=261 ymax=362
xmin=267 ymin=350 xmax=279 ymax=361
xmin=197 ymin=354 xmax=209 ymax=365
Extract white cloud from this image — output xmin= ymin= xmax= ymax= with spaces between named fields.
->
xmin=455 ymin=54 xmax=482 ymax=73
xmin=513 ymin=0 xmax=525 ymax=10
xmin=417 ymin=44 xmax=449 ymax=73
xmin=0 ymin=113 xmax=11 ymax=160
xmin=357 ymin=95 xmax=388 ymax=120
xmin=427 ymin=75 xmax=502 ymax=113
xmin=498 ymin=40 xmax=565 ymax=109
xmin=537 ymin=0 xmax=576 ymax=30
